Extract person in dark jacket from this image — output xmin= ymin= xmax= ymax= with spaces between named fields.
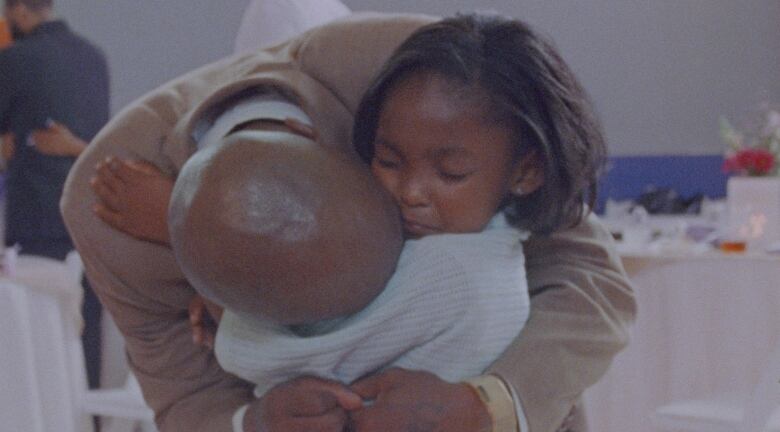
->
xmin=0 ymin=0 xmax=109 ymax=390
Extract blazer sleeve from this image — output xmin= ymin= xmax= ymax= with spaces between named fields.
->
xmin=0 ymin=49 xmax=17 ymax=132
xmin=61 ymin=59 xmax=257 ymax=432
xmin=487 ymin=213 xmax=637 ymax=432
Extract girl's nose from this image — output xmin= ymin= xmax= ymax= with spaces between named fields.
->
xmin=398 ymin=172 xmax=428 ymax=207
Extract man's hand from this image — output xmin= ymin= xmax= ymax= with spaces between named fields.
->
xmin=90 ymin=157 xmax=174 ymax=245
xmin=349 ymin=368 xmax=492 ymax=432
xmin=31 ymin=121 xmax=87 ymax=157
xmin=244 ymin=376 xmax=363 ymax=432
xmin=188 ymin=294 xmax=223 ymax=349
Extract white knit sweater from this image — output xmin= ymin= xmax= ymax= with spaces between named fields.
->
xmin=215 ymin=213 xmax=530 ymax=397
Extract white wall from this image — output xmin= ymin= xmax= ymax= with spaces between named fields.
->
xmin=57 ymin=0 xmax=247 ymax=113
xmin=55 ymin=0 xmax=780 ymax=156
xmin=343 ymin=0 xmax=780 ymax=157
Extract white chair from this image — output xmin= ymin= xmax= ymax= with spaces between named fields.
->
xmin=1 ymin=253 xmax=89 ymax=432
xmin=63 ymin=254 xmax=157 ymax=432
xmin=82 ymin=373 xmax=156 ymax=432
xmin=1 ymin=252 xmax=156 ymax=432
xmin=653 ymin=341 xmax=780 ymax=432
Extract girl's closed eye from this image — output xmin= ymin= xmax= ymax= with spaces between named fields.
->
xmin=374 ymin=156 xmax=400 ymax=169
xmin=372 ymin=141 xmax=402 ymax=169
xmin=437 ymin=156 xmax=476 ymax=183
xmin=437 ymin=169 xmax=472 ymax=182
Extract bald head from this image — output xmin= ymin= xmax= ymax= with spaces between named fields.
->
xmin=169 ymin=130 xmax=402 ymax=325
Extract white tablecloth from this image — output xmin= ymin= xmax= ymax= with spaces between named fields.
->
xmin=0 ymin=254 xmax=91 ymax=432
xmin=584 ymin=252 xmax=780 ymax=432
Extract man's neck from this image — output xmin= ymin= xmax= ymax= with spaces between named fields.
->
xmin=21 ymin=9 xmax=54 ymax=34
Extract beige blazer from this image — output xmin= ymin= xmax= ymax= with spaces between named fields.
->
xmin=61 ymin=13 xmax=636 ymax=432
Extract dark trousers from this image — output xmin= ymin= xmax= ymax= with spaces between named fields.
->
xmin=11 ymin=238 xmax=103 ymax=390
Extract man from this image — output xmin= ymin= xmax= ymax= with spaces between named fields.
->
xmin=0 ymin=0 xmax=109 ymax=389
xmin=61 ymin=13 xmax=635 ymax=432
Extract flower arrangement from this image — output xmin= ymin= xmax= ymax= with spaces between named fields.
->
xmin=720 ymin=108 xmax=780 ymax=177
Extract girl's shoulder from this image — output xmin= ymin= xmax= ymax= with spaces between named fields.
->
xmin=402 ymin=214 xmax=528 ymax=260
xmin=399 ymin=229 xmax=527 ymax=284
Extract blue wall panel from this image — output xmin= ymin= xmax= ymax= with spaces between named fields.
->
xmin=596 ymin=154 xmax=728 ymax=213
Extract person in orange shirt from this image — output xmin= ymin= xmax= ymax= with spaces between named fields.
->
xmin=0 ymin=18 xmax=8 ymax=174
xmin=0 ymin=17 xmax=12 ymax=48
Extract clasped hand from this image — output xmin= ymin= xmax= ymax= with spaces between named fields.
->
xmin=187 ymin=292 xmax=490 ymax=432
xmin=242 ymin=368 xmax=490 ymax=432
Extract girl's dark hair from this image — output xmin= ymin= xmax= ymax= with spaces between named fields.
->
xmin=353 ymin=14 xmax=606 ymax=234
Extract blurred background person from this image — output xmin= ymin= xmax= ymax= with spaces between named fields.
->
xmin=0 ymin=0 xmax=109 ymax=391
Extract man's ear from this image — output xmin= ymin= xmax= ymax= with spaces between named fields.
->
xmin=510 ymin=151 xmax=544 ymax=197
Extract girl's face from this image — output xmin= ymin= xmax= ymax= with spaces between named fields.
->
xmin=371 ymin=74 xmax=528 ymax=239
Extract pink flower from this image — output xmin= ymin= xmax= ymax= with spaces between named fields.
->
xmin=751 ymin=149 xmax=776 ymax=174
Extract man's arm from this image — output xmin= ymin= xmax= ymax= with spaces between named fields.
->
xmin=31 ymin=121 xmax=88 ymax=157
xmin=489 ymin=213 xmax=637 ymax=432
xmin=0 ymin=50 xmax=16 ymax=134
xmin=342 ymin=213 xmax=634 ymax=432
xmin=61 ymin=62 xmax=258 ymax=431
xmin=0 ymin=51 xmax=17 ymax=167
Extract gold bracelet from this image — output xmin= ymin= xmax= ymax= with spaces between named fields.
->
xmin=464 ymin=375 xmax=520 ymax=432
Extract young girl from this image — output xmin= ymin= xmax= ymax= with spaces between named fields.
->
xmin=91 ymin=11 xmax=604 ymax=413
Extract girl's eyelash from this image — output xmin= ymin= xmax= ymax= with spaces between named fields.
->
xmin=439 ymin=172 xmax=469 ymax=182
xmin=375 ymin=158 xmax=399 ymax=168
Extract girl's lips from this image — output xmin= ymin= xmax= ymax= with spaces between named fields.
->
xmin=402 ymin=218 xmax=438 ymax=237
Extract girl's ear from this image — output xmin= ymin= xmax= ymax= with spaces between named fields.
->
xmin=510 ymin=151 xmax=544 ymax=196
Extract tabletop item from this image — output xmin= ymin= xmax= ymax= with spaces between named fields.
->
xmin=633 ymin=188 xmax=703 ymax=215
xmin=0 ymin=244 xmax=19 ymax=277
xmin=726 ymin=176 xmax=780 ymax=251
xmin=720 ymin=109 xmax=779 ymax=178
xmin=767 ymin=241 xmax=780 ymax=254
